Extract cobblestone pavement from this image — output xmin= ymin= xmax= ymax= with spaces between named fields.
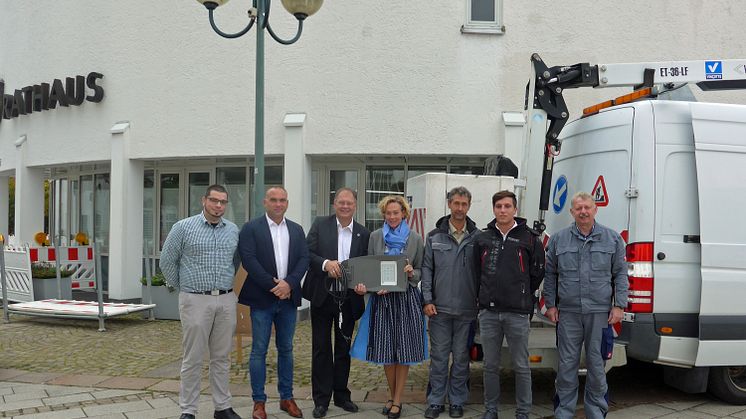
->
xmin=2 ymin=313 xmax=746 ymax=418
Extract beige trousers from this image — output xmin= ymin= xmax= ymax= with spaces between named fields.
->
xmin=178 ymin=291 xmax=238 ymax=415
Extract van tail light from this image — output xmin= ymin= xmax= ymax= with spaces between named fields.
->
xmin=626 ymin=242 xmax=654 ymax=313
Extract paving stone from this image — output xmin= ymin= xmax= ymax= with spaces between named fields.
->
xmin=692 ymin=402 xmax=746 ymax=417
xmin=657 ymin=400 xmax=711 ymax=412
xmin=228 ymin=383 xmax=251 ymax=397
xmin=12 ymin=373 xmax=64 ymax=385
xmin=95 ymin=377 xmax=160 ymax=391
xmin=10 ymin=407 xmax=86 ymax=418
xmin=42 ymin=392 xmax=95 ymax=406
xmin=82 ymin=400 xmax=152 ymax=416
xmin=140 ymin=360 xmax=182 ymax=379
xmin=0 ymin=397 xmax=46 ymax=412
xmin=0 ymin=369 xmax=27 ymax=381
xmin=730 ymin=410 xmax=746 ymax=419
xmin=89 ymin=389 xmax=145 ymax=400
xmin=146 ymin=397 xmax=178 ymax=409
xmin=3 ymin=389 xmax=48 ymax=402
xmin=654 ymin=410 xmax=719 ymax=418
xmin=122 ymin=405 xmax=182 ymax=418
xmin=147 ymin=380 xmax=180 ymax=393
xmin=86 ymin=414 xmax=127 ymax=419
xmin=41 ymin=386 xmax=92 ymax=398
xmin=47 ymin=375 xmax=112 ymax=387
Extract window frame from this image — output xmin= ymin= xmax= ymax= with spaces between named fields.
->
xmin=462 ymin=0 xmax=504 ymax=35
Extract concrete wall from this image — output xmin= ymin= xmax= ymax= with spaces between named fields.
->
xmin=2 ymin=1 xmax=745 ymax=171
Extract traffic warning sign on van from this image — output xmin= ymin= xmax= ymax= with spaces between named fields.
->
xmin=552 ymin=175 xmax=569 ymax=214
xmin=592 ymin=175 xmax=609 ymax=207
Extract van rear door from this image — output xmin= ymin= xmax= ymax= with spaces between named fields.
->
xmin=691 ymin=102 xmax=746 ymax=366
xmin=545 ymin=107 xmax=634 ymax=235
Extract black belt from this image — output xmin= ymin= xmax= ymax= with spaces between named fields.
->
xmin=188 ymin=288 xmax=233 ymax=296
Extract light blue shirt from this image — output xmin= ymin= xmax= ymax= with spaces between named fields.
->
xmin=160 ymin=212 xmax=239 ymax=293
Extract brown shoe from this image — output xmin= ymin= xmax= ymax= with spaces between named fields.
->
xmin=252 ymin=402 xmax=267 ymax=419
xmin=280 ymin=398 xmax=303 ymax=418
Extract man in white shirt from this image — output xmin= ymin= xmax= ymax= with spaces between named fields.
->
xmin=238 ymin=187 xmax=310 ymax=419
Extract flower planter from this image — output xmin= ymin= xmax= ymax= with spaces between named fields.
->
xmin=32 ymin=276 xmax=73 ymax=300
xmin=142 ymin=285 xmax=180 ymax=320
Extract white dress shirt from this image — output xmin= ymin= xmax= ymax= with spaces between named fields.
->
xmin=266 ymin=214 xmax=289 ymax=280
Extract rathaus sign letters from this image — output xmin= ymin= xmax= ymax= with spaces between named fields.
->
xmin=0 ymin=72 xmax=104 ymax=124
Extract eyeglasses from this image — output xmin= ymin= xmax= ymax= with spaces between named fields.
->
xmin=207 ymin=197 xmax=229 ymax=206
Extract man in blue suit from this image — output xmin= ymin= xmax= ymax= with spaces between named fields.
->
xmin=238 ymin=187 xmax=310 ymax=419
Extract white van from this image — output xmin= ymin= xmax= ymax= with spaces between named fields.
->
xmin=544 ymin=98 xmax=746 ymax=403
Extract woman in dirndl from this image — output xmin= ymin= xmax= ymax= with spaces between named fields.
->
xmin=351 ymin=195 xmax=426 ymax=419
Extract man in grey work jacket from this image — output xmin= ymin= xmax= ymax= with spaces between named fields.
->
xmin=543 ymin=191 xmax=629 ymax=419
xmin=161 ymin=184 xmax=242 ymax=419
xmin=421 ymin=186 xmax=480 ymax=419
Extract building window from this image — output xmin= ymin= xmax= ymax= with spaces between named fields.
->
xmin=188 ymin=172 xmax=210 ymax=216
xmin=80 ymin=175 xmax=94 ymax=247
xmin=143 ymin=171 xmax=156 ymax=255
xmin=216 ymin=167 xmax=247 ymax=225
xmin=365 ymin=166 xmax=405 ymax=232
xmin=159 ymin=174 xmax=180 ymax=250
xmin=249 ymin=165 xmax=284 ymax=218
xmin=329 ymin=170 xmax=359 ymax=215
xmin=462 ymin=0 xmax=504 ymax=34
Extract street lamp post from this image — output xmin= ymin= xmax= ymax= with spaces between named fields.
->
xmin=196 ymin=0 xmax=323 ymax=218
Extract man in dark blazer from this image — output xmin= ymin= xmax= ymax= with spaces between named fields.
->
xmin=302 ymin=188 xmax=370 ymax=418
xmin=238 ymin=187 xmax=309 ymax=419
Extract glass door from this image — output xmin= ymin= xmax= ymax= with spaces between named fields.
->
xmin=159 ymin=173 xmax=181 ymax=250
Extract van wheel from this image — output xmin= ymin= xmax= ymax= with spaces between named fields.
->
xmin=708 ymin=366 xmax=746 ymax=405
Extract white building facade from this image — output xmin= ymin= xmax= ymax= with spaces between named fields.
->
xmin=2 ymin=1 xmax=745 ymax=299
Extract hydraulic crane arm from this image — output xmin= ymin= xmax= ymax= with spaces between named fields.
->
xmin=522 ymin=53 xmax=746 ymax=233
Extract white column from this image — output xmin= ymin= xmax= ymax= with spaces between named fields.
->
xmin=283 ymin=113 xmax=311 ymax=314
xmin=14 ymin=135 xmax=45 ymax=244
xmin=283 ymin=113 xmax=311 ymax=232
xmin=108 ymin=122 xmax=144 ymax=300
xmin=0 ymin=176 xmax=9 ymax=238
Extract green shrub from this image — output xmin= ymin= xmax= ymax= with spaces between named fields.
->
xmin=140 ymin=272 xmax=167 ymax=287
xmin=31 ymin=262 xmax=74 ymax=279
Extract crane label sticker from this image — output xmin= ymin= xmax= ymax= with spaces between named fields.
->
xmin=592 ymin=175 xmax=609 ymax=207
xmin=552 ymin=175 xmax=569 ymax=214
xmin=705 ymin=61 xmax=723 ymax=80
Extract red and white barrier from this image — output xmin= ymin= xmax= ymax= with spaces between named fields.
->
xmin=29 ymin=246 xmax=97 ymax=290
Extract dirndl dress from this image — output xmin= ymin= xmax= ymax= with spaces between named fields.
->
xmin=350 ymin=284 xmax=428 ymax=365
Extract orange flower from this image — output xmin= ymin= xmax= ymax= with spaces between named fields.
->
xmin=34 ymin=232 xmax=47 ymax=246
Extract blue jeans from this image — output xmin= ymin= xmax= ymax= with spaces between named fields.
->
xmin=249 ymin=300 xmax=297 ymax=401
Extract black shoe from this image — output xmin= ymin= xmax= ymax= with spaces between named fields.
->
xmin=388 ymin=404 xmax=402 ymax=419
xmin=424 ymin=404 xmax=445 ymax=418
xmin=481 ymin=410 xmax=498 ymax=419
xmin=180 ymin=415 xmax=196 ymax=419
xmin=449 ymin=405 xmax=463 ymax=418
xmin=382 ymin=400 xmax=394 ymax=415
xmin=214 ymin=408 xmax=242 ymax=419
xmin=334 ymin=400 xmax=359 ymax=413
xmin=312 ymin=406 xmax=328 ymax=418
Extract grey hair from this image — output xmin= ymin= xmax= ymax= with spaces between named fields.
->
xmin=447 ymin=186 xmax=472 ymax=203
xmin=571 ymin=191 xmax=595 ymax=206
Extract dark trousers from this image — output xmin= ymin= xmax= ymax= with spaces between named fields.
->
xmin=311 ymin=297 xmax=355 ymax=407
